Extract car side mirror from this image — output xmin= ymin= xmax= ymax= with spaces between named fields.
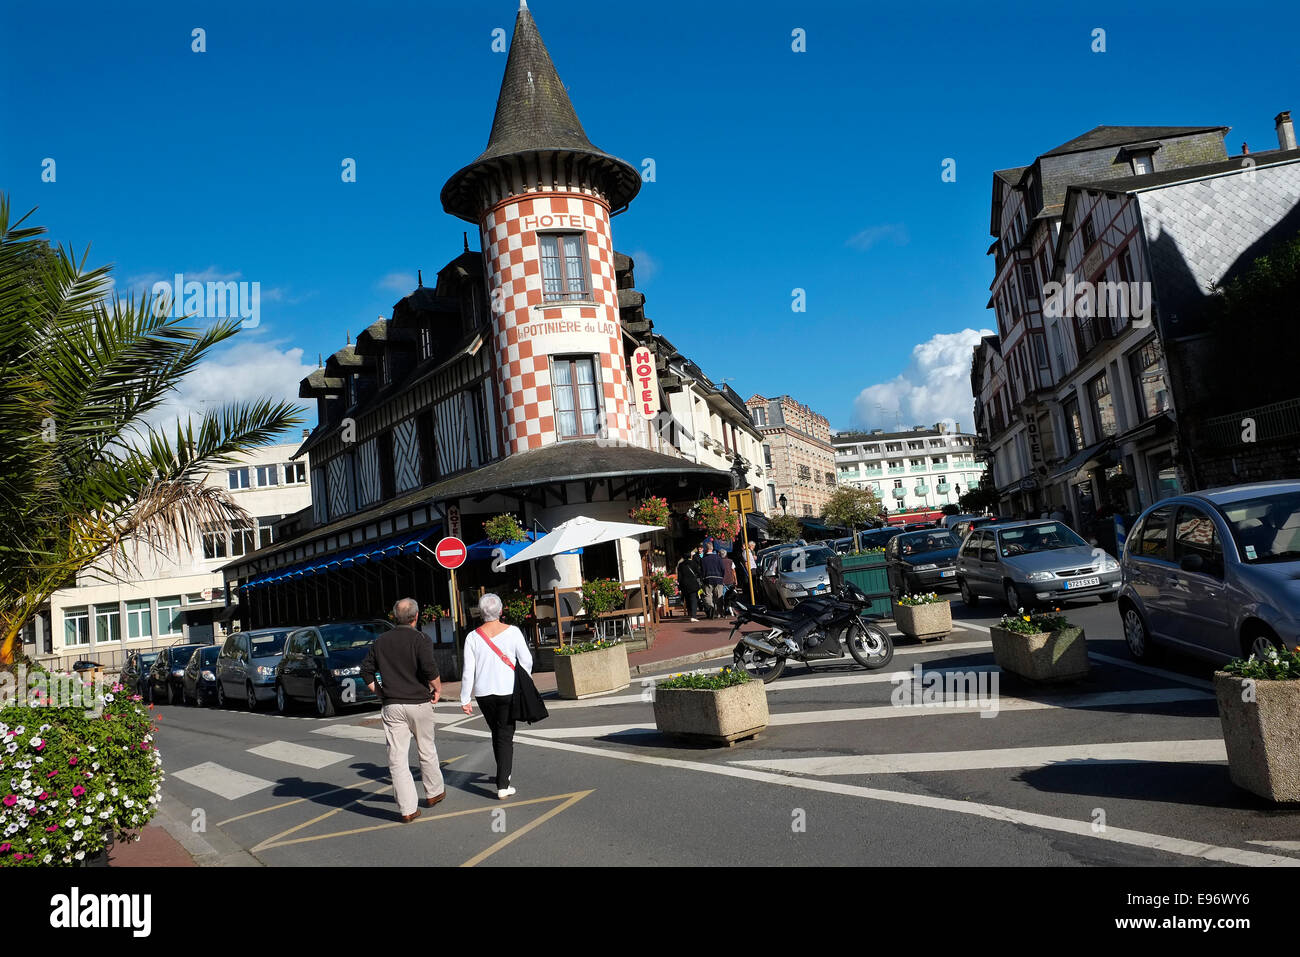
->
xmin=1179 ymin=553 xmax=1204 ymax=573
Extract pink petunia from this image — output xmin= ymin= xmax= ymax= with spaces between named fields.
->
xmin=71 ymin=785 xmax=85 ymax=797
xmin=2 ymin=795 xmax=15 ymax=807
xmin=67 ymin=757 xmax=77 ymax=766
xmin=45 ymin=825 xmax=58 ymax=833
xmin=36 ymin=792 xmax=48 ymax=801
xmin=46 ymin=770 xmax=57 ymax=778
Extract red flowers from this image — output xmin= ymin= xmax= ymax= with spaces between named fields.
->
xmin=72 ymin=785 xmax=86 ymax=797
xmin=67 ymin=757 xmax=77 ymax=766
xmin=1 ymin=795 xmax=15 ymax=807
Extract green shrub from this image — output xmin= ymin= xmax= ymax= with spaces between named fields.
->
xmin=554 ymin=637 xmax=622 ymax=657
xmin=657 ymin=666 xmax=751 ymax=691
xmin=1223 ymin=644 xmax=1300 ymax=680
xmin=484 ymin=513 xmax=526 ymax=544
xmin=898 ymin=592 xmax=945 ymax=606
xmin=997 ymin=609 xmax=1071 ymax=635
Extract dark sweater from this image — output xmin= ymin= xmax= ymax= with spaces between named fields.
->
xmin=360 ymin=625 xmax=439 ymax=705
xmin=700 ymin=553 xmax=725 ymax=584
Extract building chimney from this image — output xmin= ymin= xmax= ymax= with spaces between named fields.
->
xmin=1242 ymin=142 xmax=1249 ymax=155
xmin=302 ymin=428 xmax=310 ymax=439
xmin=1277 ymin=110 xmax=1297 ymax=151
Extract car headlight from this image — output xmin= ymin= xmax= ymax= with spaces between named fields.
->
xmin=255 ymin=665 xmax=276 ymax=677
xmin=332 ymin=666 xmax=360 ymax=677
xmin=782 ymin=582 xmax=803 ymax=592
xmin=1098 ymin=558 xmax=1119 ymax=572
xmin=171 ymin=669 xmax=185 ymax=677
xmin=1026 ymin=571 xmax=1055 ymax=582
xmin=201 ymin=670 xmax=215 ymax=681
xmin=913 ymin=563 xmax=937 ymax=571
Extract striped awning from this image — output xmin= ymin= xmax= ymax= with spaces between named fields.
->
xmin=241 ymin=525 xmax=441 ymax=588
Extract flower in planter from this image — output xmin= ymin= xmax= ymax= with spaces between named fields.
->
xmin=629 ymin=496 xmax=671 ymax=528
xmin=898 ymin=592 xmax=944 ymax=606
xmin=1222 ymin=644 xmax=1300 ymax=680
xmin=484 ymin=512 xmax=527 ymax=544
xmin=656 ymin=666 xmax=751 ymax=691
xmin=420 ymin=604 xmax=445 ymax=625
xmin=996 ymin=608 xmax=1072 ymax=635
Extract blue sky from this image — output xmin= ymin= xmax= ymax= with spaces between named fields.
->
xmin=3 ymin=0 xmax=1297 ymax=435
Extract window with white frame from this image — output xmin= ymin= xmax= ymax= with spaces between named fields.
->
xmin=283 ymin=462 xmax=306 ymax=484
xmin=229 ymin=523 xmax=255 ymax=557
xmin=125 ymin=600 xmax=152 ymax=640
xmin=94 ymin=607 xmax=120 ymax=643
xmin=202 ymin=526 xmax=228 ymax=560
xmin=551 ymin=355 xmax=600 ymax=439
xmin=256 ymin=465 xmax=279 ymax=487
xmin=227 ymin=467 xmax=251 ymax=490
xmin=64 ymin=607 xmax=89 ymax=646
xmin=156 ymin=597 xmax=182 ymax=637
xmin=539 ymin=233 xmax=591 ymax=302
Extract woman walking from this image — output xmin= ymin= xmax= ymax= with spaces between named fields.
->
xmin=460 ymin=593 xmax=533 ymax=799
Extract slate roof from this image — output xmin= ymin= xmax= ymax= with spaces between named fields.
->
xmin=1042 ymin=126 xmax=1227 ymax=157
xmin=441 ymin=2 xmax=639 ymax=220
xmin=994 ymin=166 xmax=1028 ymax=185
xmin=1079 ymin=148 xmax=1300 ymax=195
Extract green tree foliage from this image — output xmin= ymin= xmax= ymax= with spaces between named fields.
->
xmin=766 ymin=513 xmax=802 ymax=543
xmin=821 ymin=486 xmax=881 ymax=530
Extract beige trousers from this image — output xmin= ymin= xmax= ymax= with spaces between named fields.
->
xmin=381 ymin=701 xmax=444 ymax=816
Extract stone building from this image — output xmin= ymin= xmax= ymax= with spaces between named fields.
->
xmin=746 ymin=394 xmax=836 ymax=518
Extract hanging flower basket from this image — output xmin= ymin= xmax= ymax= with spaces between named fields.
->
xmin=484 ymin=513 xmax=526 ymax=544
xmin=691 ymin=497 xmax=741 ymax=541
xmin=629 ymin=496 xmax=671 ymax=528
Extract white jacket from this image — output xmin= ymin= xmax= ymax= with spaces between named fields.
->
xmin=460 ymin=624 xmax=533 ymax=705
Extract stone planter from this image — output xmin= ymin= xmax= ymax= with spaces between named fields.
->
xmin=554 ymin=642 xmax=630 ymax=699
xmin=894 ymin=601 xmax=951 ymax=641
xmin=1214 ymin=672 xmax=1300 ymax=803
xmin=653 ymin=679 xmax=768 ymax=746
xmin=990 ymin=624 xmax=1088 ymax=682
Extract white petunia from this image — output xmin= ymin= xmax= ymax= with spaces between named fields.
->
xmin=73 ymin=830 xmax=83 ymax=841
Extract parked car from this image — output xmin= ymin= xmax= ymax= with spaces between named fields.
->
xmin=886 ymin=528 xmax=962 ymax=596
xmin=148 ymin=644 xmax=204 ymax=705
xmin=71 ymin=660 xmax=104 ymax=675
xmin=121 ymin=651 xmax=159 ymax=702
xmin=1118 ymin=481 xmax=1300 ymax=664
xmin=956 ymin=519 xmax=1121 ymax=610
xmin=952 ymin=515 xmax=1001 ymax=542
xmin=275 ymin=621 xmax=389 ymax=717
xmin=182 ymin=646 xmax=221 ymax=707
xmin=857 ymin=527 xmax=902 ymax=551
xmin=217 ymin=627 xmax=299 ymax=711
xmin=757 ymin=544 xmax=836 ymax=609
xmin=943 ymin=513 xmax=982 ymax=531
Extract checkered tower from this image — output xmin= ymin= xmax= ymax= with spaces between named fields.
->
xmin=441 ymin=0 xmax=641 ymax=455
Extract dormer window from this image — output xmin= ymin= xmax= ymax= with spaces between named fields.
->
xmin=420 ymin=323 xmax=434 ymax=361
xmin=380 ymin=352 xmax=390 ymax=386
xmin=1131 ymin=151 xmax=1154 ymax=175
xmin=347 ymin=375 xmax=358 ymax=408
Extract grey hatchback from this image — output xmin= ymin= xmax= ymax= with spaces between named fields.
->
xmin=1118 ymin=481 xmax=1300 ymax=663
xmin=216 ymin=628 xmax=298 ymax=710
xmin=956 ymin=519 xmax=1121 ymax=610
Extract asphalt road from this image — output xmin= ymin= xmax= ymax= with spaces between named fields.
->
xmin=148 ymin=594 xmax=1300 ymax=866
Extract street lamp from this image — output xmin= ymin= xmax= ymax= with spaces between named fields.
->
xmin=778 ymin=494 xmax=787 ymax=514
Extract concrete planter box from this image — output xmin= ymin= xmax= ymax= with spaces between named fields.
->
xmin=990 ymin=624 xmax=1088 ymax=683
xmin=653 ymin=679 xmax=768 ymax=746
xmin=894 ymin=601 xmax=951 ymax=640
xmin=554 ymin=642 xmax=630 ymax=699
xmin=1214 ymin=672 xmax=1300 ymax=803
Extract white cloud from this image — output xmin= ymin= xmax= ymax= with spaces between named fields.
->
xmin=628 ymin=249 xmax=658 ymax=283
xmin=846 ymin=223 xmax=909 ymax=251
xmin=851 ymin=328 xmax=994 ymax=433
xmin=377 ymin=271 xmax=416 ymax=293
xmin=140 ymin=339 xmax=317 ymax=436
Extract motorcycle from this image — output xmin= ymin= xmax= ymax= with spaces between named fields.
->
xmin=729 ymin=581 xmax=895 ymax=682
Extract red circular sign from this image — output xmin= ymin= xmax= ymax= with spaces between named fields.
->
xmin=434 ymin=536 xmax=467 ymax=570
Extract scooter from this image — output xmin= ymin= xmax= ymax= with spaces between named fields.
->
xmin=729 ymin=582 xmax=895 ymax=682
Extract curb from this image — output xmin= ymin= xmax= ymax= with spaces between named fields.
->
xmin=153 ymin=790 xmax=263 ymax=867
xmin=629 ymin=645 xmax=736 ymax=677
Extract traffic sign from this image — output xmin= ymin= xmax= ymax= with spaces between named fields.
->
xmin=728 ymin=488 xmax=754 ymax=514
xmin=434 ymin=536 xmax=467 ymax=569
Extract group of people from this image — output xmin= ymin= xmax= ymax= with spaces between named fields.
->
xmin=361 ymin=594 xmax=530 ymax=823
xmin=674 ymin=539 xmax=758 ymax=621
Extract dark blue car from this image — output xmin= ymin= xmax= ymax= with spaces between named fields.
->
xmin=885 ymin=529 xmax=962 ymax=597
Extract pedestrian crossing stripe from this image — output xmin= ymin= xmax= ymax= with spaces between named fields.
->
xmin=172 ymin=762 xmax=274 ymax=801
xmin=246 ymin=740 xmax=352 ymax=769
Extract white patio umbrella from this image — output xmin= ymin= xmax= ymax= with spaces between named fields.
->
xmin=500 ymin=515 xmax=663 ymax=568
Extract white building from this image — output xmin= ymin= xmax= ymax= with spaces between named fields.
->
xmin=834 ymin=423 xmax=984 ymax=513
xmin=32 ymin=443 xmax=312 ymax=666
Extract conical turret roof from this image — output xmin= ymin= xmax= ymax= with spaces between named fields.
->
xmin=441 ymin=2 xmax=639 ymax=222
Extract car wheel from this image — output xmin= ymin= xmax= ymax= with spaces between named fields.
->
xmin=959 ymin=576 xmax=979 ymax=608
xmin=246 ymin=683 xmax=258 ymax=712
xmin=1123 ymin=604 xmax=1154 ymax=662
xmin=1004 ymin=580 xmax=1023 ymax=612
xmin=314 ymin=682 xmax=336 ymax=718
xmin=275 ymin=682 xmax=290 ymax=714
xmin=1243 ymin=626 xmax=1285 ymax=661
xmin=216 ymin=681 xmax=227 ymax=709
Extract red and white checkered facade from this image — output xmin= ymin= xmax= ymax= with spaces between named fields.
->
xmin=480 ymin=192 xmax=634 ymax=454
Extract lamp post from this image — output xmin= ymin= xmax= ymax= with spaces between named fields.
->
xmin=778 ymin=494 xmax=787 ymax=515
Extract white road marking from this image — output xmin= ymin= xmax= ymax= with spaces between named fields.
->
xmin=172 ymin=762 xmax=273 ymax=801
xmin=731 ymin=739 xmax=1228 ymax=775
xmin=443 ymin=725 xmax=1298 ymax=867
xmin=1087 ymin=653 xmax=1215 ymax=691
xmin=246 ymin=740 xmax=352 ymax=769
xmin=1248 ymin=840 xmax=1300 ymax=852
xmin=516 ymin=687 xmax=1212 ymax=739
xmin=313 ymin=724 xmax=387 ymax=744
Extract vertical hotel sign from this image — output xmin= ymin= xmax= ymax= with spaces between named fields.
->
xmin=632 ymin=347 xmax=659 ymax=420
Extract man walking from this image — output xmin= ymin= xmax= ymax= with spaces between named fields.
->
xmin=719 ymin=548 xmax=738 ymax=618
xmin=362 ymin=597 xmax=445 ymax=823
xmin=700 ymin=542 xmax=726 ymax=619
xmin=676 ymin=547 xmax=702 ymax=621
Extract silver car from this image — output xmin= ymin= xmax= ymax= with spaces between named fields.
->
xmin=758 ymin=544 xmax=835 ymax=609
xmin=216 ymin=627 xmax=299 ymax=710
xmin=1118 ymin=481 xmax=1300 ymax=663
xmin=956 ymin=519 xmax=1121 ymax=610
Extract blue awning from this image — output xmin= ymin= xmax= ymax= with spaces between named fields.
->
xmin=463 ymin=530 xmax=583 ymax=563
xmin=241 ymin=524 xmax=441 ymax=589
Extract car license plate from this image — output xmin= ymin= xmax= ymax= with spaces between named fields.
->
xmin=813 ymin=584 xmax=827 ymax=593
xmin=1065 ymin=576 xmax=1100 ymax=589
xmin=939 ymin=570 xmax=955 ymax=578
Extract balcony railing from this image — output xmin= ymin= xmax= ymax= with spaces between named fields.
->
xmin=936 ymin=483 xmax=951 ymax=493
xmin=1202 ymin=397 xmax=1300 ymax=447
xmin=887 ymin=466 xmax=905 ymax=475
xmin=861 ymin=467 xmax=883 ymax=477
xmin=914 ymin=484 xmax=928 ymax=494
xmin=892 ymin=488 xmax=907 ymax=499
xmin=1077 ymin=315 xmax=1124 ymax=356
xmin=910 ymin=464 xmax=928 ymax=473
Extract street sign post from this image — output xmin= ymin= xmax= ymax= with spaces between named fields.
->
xmin=435 ymin=536 xmax=467 ymax=628
xmin=727 ymin=489 xmax=755 ymax=601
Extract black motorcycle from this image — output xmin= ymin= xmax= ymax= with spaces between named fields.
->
xmin=729 ymin=582 xmax=895 ymax=682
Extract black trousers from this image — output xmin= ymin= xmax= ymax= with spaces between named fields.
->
xmin=476 ymin=693 xmax=515 ymax=790
xmin=682 ymin=586 xmax=699 ymax=618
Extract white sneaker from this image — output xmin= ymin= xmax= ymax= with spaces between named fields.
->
xmin=497 ymin=786 xmax=517 ymax=800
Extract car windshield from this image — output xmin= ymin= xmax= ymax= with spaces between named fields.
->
xmin=171 ymin=647 xmax=199 ymax=665
xmin=997 ymin=523 xmax=1087 ymax=557
xmin=248 ymin=631 xmax=289 ymax=657
xmin=320 ymin=622 xmax=387 ymax=650
xmin=779 ymin=547 xmax=833 ymax=572
xmin=1220 ymin=491 xmax=1300 ymax=563
xmin=199 ymin=647 xmax=219 ymax=664
xmin=900 ymin=531 xmax=959 ymax=555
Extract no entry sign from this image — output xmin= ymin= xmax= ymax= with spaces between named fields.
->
xmin=434 ymin=536 xmax=467 ymax=570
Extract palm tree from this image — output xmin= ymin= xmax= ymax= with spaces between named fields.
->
xmin=0 ymin=196 xmax=303 ymax=662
